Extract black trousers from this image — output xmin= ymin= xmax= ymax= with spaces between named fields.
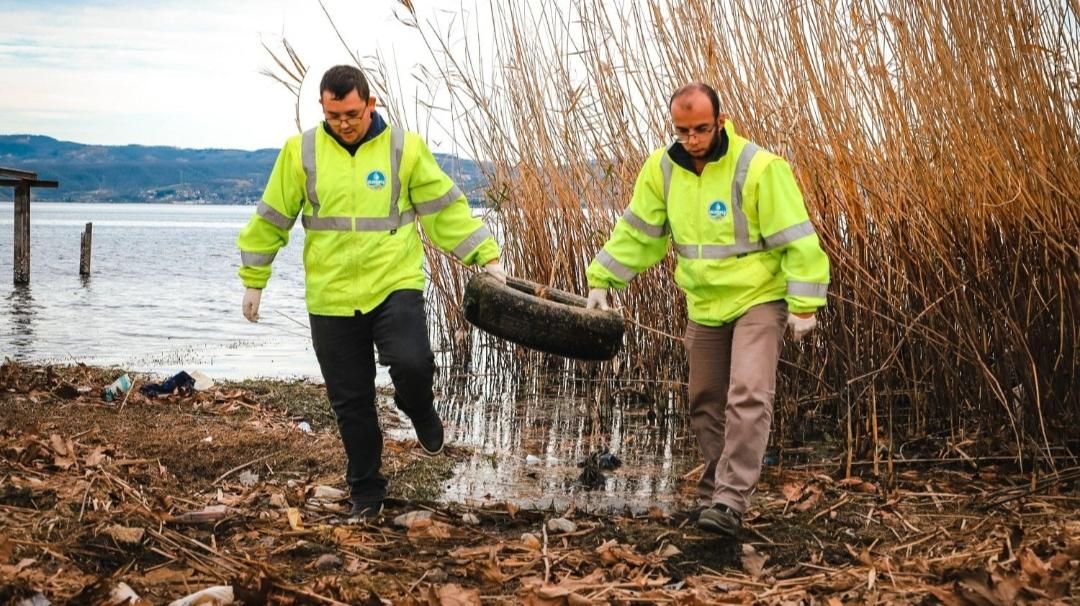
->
xmin=309 ymin=289 xmax=437 ymax=502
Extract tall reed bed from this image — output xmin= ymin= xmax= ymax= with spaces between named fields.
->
xmin=294 ymin=0 xmax=1080 ymax=464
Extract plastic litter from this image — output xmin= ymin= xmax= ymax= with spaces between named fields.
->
xmin=166 ymin=585 xmax=234 ymax=606
xmin=15 ymin=593 xmax=50 ymax=606
xmin=140 ymin=371 xmax=195 ymax=397
xmin=106 ymin=583 xmax=142 ymax=606
xmin=190 ymin=370 xmax=215 ymax=391
xmin=103 ymin=373 xmax=131 ymax=402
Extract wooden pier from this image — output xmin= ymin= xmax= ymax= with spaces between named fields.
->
xmin=1 ymin=167 xmax=59 ymax=284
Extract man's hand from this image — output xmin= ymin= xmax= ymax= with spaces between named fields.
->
xmin=242 ymin=288 xmax=263 ymax=323
xmin=485 ymin=260 xmax=508 ymax=284
xmin=586 ymin=288 xmax=610 ymax=311
xmin=787 ymin=312 xmax=817 ymax=341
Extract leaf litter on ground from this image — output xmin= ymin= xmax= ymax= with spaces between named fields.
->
xmin=0 ymin=361 xmax=1078 ymax=604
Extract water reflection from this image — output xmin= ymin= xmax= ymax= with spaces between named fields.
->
xmin=5 ymin=284 xmax=36 ymax=359
xmin=423 ymin=369 xmax=698 ymax=514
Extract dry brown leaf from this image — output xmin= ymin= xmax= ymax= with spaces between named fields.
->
xmin=287 ymin=507 xmax=303 ymax=530
xmin=49 ymin=433 xmax=69 ymax=456
xmin=505 ymin=502 xmax=520 ymax=518
xmin=140 ymin=566 xmax=196 ymax=583
xmin=630 ymin=574 xmax=671 ymax=588
xmin=84 ymin=446 xmax=108 ymax=467
xmin=741 ymin=544 xmax=768 ymax=579
xmin=450 ymin=545 xmax=502 ymax=559
xmin=480 ymin=560 xmax=506 ymax=583
xmin=104 ymin=525 xmax=145 ymax=545
xmin=992 ymin=575 xmax=1023 ymax=604
xmin=522 ymin=591 xmax=567 ymax=606
xmin=413 ymin=520 xmax=452 ymax=540
xmin=1017 ymin=548 xmax=1048 ymax=583
xmin=53 ymin=453 xmax=76 ymax=470
xmin=954 ymin=569 xmax=1003 ymax=605
xmin=795 ymin=487 xmax=823 ymax=511
xmin=521 ymin=533 xmax=542 ymax=550
xmin=404 ymin=517 xmax=433 ymax=532
xmin=1048 ymin=552 xmax=1072 ymax=573
xmin=526 ymin=585 xmax=591 ymax=605
xmin=602 ymin=543 xmax=645 ymax=566
xmin=0 ymin=537 xmax=14 ymax=562
xmin=430 ymin=583 xmax=480 ymax=606
xmin=782 ymin=482 xmax=804 ymax=502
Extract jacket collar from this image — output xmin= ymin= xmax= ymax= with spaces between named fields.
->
xmin=666 ymin=121 xmax=730 ymax=174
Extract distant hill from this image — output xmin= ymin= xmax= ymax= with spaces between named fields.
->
xmin=0 ymin=134 xmax=489 ymax=205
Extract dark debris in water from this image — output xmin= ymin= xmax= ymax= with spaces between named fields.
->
xmin=577 ymin=449 xmax=623 ymax=489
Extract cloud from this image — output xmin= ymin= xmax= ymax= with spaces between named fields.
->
xmin=0 ymin=0 xmax=481 ymax=150
xmin=0 ymin=0 xmax=299 ymax=147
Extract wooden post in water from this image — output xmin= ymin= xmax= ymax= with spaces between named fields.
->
xmin=1 ymin=166 xmax=59 ymax=284
xmin=80 ymin=222 xmax=93 ymax=276
xmin=14 ymin=182 xmax=30 ymax=284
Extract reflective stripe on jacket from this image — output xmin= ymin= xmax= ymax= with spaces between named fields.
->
xmin=586 ymin=120 xmax=830 ymax=325
xmin=238 ymin=123 xmax=499 ymax=315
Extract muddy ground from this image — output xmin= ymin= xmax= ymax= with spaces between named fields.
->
xmin=0 ymin=361 xmax=1077 ymax=605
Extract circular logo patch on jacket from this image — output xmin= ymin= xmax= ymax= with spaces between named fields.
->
xmin=366 ymin=170 xmax=387 ymax=191
xmin=708 ymin=200 xmax=728 ymax=220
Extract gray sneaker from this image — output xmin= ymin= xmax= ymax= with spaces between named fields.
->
xmin=697 ymin=504 xmax=742 ymax=537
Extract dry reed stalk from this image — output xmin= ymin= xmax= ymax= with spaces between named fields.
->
xmin=272 ymin=0 xmax=1079 ymax=464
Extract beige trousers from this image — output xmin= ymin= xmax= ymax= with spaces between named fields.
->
xmin=684 ymin=301 xmax=787 ymax=513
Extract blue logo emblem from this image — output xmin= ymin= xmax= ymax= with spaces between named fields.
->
xmin=708 ymin=200 xmax=728 ymax=220
xmin=366 ymin=170 xmax=387 ymax=191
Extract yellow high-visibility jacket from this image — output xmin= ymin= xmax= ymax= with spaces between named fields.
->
xmin=238 ymin=121 xmax=499 ymax=316
xmin=587 ymin=120 xmax=830 ymax=325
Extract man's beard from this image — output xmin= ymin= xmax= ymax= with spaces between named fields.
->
xmin=688 ymin=132 xmax=720 ymax=159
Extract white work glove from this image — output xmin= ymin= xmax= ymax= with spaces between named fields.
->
xmin=585 ymin=288 xmax=610 ymax=311
xmin=484 ymin=260 xmax=507 ymax=284
xmin=787 ymin=313 xmax=817 ymax=341
xmin=242 ymin=288 xmax=262 ymax=323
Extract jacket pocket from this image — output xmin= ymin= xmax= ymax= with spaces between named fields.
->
xmin=695 ymin=255 xmax=775 ymax=293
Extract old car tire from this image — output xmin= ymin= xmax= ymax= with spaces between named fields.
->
xmin=462 ymin=273 xmax=625 ymax=361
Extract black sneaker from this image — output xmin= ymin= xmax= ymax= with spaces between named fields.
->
xmin=348 ymin=500 xmax=383 ymax=520
xmin=697 ymin=504 xmax=742 ymax=537
xmin=413 ymin=410 xmax=445 ymax=456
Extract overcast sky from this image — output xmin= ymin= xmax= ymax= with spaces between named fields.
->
xmin=0 ymin=0 xmax=472 ymax=151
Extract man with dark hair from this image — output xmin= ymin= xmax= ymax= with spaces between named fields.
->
xmin=238 ymin=64 xmax=507 ymax=520
xmin=584 ymin=82 xmax=830 ymax=538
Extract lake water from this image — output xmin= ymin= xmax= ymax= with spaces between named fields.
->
xmin=0 ymin=202 xmax=699 ymax=511
xmin=0 ymin=202 xmax=320 ymax=378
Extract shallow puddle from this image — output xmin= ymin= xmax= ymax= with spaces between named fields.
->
xmin=386 ymin=369 xmax=701 ymax=514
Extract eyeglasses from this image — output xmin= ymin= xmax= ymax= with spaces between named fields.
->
xmin=672 ymin=123 xmax=717 ymax=143
xmin=326 ymin=115 xmax=365 ymax=125
xmin=324 ymin=105 xmax=370 ymax=127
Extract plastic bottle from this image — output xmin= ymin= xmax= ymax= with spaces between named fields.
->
xmin=103 ymin=374 xmax=132 ymax=401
